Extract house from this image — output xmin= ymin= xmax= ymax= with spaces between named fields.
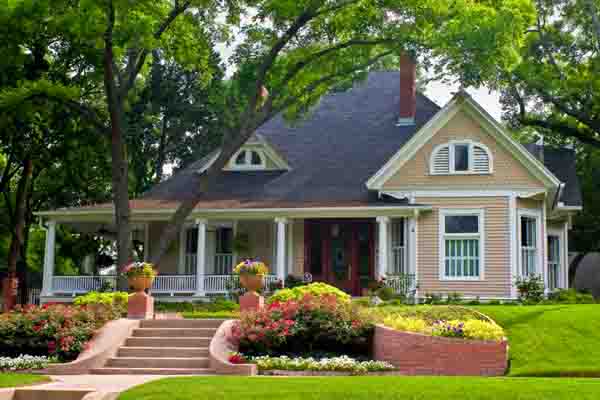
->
xmin=36 ymin=56 xmax=582 ymax=303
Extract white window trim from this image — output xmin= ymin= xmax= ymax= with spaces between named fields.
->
xmin=430 ymin=140 xmax=493 ymax=176
xmin=438 ymin=208 xmax=485 ymax=281
xmin=229 ymin=149 xmax=267 ymax=170
xmin=547 ymin=227 xmax=565 ymax=290
xmin=517 ymin=209 xmax=544 ymax=278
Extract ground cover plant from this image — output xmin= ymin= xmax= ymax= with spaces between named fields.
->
xmin=0 ymin=374 xmax=50 ymax=389
xmin=251 ymin=355 xmax=395 ymax=374
xmin=0 ymin=303 xmax=118 ymax=361
xmin=475 ymin=304 xmax=600 ymax=377
xmin=230 ymin=293 xmax=372 ymax=357
xmin=382 ymin=315 xmax=505 ymax=341
xmin=0 ymin=355 xmax=54 ymax=371
xmin=118 ymin=376 xmax=600 ymax=400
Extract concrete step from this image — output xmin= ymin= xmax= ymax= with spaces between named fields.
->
xmin=141 ymin=319 xmax=225 ymax=329
xmin=125 ymin=336 xmax=211 ymax=348
xmin=132 ymin=328 xmax=217 ymax=337
xmin=106 ymin=356 xmax=209 ymax=369
xmin=13 ymin=388 xmax=96 ymax=400
xmin=117 ymin=346 xmax=209 ymax=358
xmin=91 ymin=367 xmax=215 ymax=375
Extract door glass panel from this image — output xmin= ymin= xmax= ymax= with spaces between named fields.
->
xmin=309 ymin=224 xmax=323 ymax=275
xmin=358 ymin=224 xmax=371 ymax=291
xmin=331 ymin=224 xmax=349 ymax=281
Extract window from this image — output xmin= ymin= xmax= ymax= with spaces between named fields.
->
xmin=520 ymin=216 xmax=538 ymax=276
xmin=231 ymin=149 xmax=265 ymax=169
xmin=440 ymin=210 xmax=484 ymax=280
xmin=430 ymin=141 xmax=492 ymax=175
xmin=548 ymin=235 xmax=560 ymax=290
xmin=389 ymin=219 xmax=406 ymax=275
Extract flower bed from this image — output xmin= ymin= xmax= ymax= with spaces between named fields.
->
xmin=268 ymin=283 xmax=351 ymax=304
xmin=382 ymin=315 xmax=505 ymax=341
xmin=229 ymin=293 xmax=373 ymax=357
xmin=0 ymin=303 xmax=119 ymax=361
xmin=251 ymin=355 xmax=396 ymax=375
xmin=0 ymin=355 xmax=54 ymax=371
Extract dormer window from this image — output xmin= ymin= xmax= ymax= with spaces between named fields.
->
xmin=231 ymin=149 xmax=266 ymax=170
xmin=430 ymin=140 xmax=492 ymax=175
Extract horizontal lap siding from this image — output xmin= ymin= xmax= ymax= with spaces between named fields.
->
xmin=416 ymin=197 xmax=511 ymax=298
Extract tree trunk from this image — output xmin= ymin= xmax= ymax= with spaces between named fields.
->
xmin=103 ymin=1 xmax=132 ymax=280
xmin=5 ymin=158 xmax=33 ymax=310
xmin=154 ymin=116 xmax=168 ymax=184
xmin=569 ymin=252 xmax=588 ymax=288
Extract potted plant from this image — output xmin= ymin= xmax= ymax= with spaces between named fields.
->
xmin=233 ymin=259 xmax=268 ymax=293
xmin=122 ymin=262 xmax=156 ymax=293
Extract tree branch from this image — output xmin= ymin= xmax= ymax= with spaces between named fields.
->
xmin=520 ymin=116 xmax=600 ymax=148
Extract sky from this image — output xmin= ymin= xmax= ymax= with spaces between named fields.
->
xmin=424 ymin=82 xmax=502 ymax=121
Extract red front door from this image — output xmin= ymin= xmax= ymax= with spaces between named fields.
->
xmin=304 ymin=220 xmax=374 ymax=296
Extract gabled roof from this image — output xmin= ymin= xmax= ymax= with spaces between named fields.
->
xmin=366 ymin=92 xmax=562 ymax=190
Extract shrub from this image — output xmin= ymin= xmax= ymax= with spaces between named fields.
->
xmin=382 ymin=315 xmax=504 ymax=342
xmin=0 ymin=355 xmax=55 ymax=371
xmin=284 ymin=275 xmax=307 ymax=289
xmin=423 ymin=292 xmax=443 ymax=305
xmin=74 ymin=291 xmax=129 ymax=317
xmin=155 ymin=298 xmax=240 ymax=313
xmin=0 ymin=304 xmax=117 ymax=361
xmin=251 ymin=355 xmax=395 ymax=374
xmin=445 ymin=292 xmax=464 ymax=304
xmin=546 ymin=289 xmax=596 ymax=304
xmin=268 ymin=283 xmax=351 ymax=304
xmin=374 ymin=286 xmax=395 ymax=301
xmin=515 ymin=274 xmax=544 ymax=303
xmin=230 ymin=294 xmax=373 ymax=357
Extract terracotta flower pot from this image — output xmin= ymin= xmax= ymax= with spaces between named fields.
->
xmin=128 ymin=276 xmax=154 ymax=293
xmin=239 ymin=273 xmax=264 ymax=293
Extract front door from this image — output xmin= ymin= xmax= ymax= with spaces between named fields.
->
xmin=305 ymin=220 xmax=374 ymax=296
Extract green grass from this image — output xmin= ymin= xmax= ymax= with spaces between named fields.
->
xmin=475 ymin=305 xmax=600 ymax=377
xmin=0 ymin=374 xmax=50 ymax=388
xmin=118 ymin=376 xmax=600 ymax=400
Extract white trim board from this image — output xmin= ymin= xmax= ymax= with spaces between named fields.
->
xmin=366 ymin=92 xmax=562 ymax=190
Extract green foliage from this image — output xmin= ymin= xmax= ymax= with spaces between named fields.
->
xmin=74 ymin=291 xmax=129 ymax=317
xmin=445 ymin=292 xmax=464 ymax=304
xmin=122 ymin=262 xmax=156 ymax=278
xmin=0 ymin=373 xmax=50 ymax=389
xmin=515 ymin=275 xmax=545 ymax=304
xmin=374 ymin=286 xmax=395 ymax=301
xmin=545 ymin=289 xmax=597 ymax=304
xmin=155 ymin=298 xmax=239 ymax=314
xmin=423 ymin=293 xmax=444 ymax=305
xmin=284 ymin=275 xmax=307 ymax=289
xmin=268 ymin=283 xmax=351 ymax=304
xmin=251 ymin=355 xmax=395 ymax=374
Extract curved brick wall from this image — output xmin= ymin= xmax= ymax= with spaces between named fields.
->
xmin=209 ymin=320 xmax=257 ymax=376
xmin=373 ymin=325 xmax=508 ymax=376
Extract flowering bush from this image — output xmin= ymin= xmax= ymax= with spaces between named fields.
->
xmin=228 ymin=352 xmax=248 ymax=364
xmin=383 ymin=315 xmax=505 ymax=342
xmin=251 ymin=355 xmax=395 ymax=374
xmin=0 ymin=354 xmax=55 ymax=371
xmin=0 ymin=304 xmax=117 ymax=361
xmin=233 ymin=260 xmax=269 ymax=275
xmin=122 ymin=262 xmax=156 ymax=278
xmin=230 ymin=294 xmax=373 ymax=357
xmin=268 ymin=282 xmax=351 ymax=304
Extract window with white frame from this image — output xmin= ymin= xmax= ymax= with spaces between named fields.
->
xmin=520 ymin=215 xmax=538 ymax=276
xmin=230 ymin=149 xmax=265 ymax=170
xmin=440 ymin=210 xmax=484 ymax=279
xmin=547 ymin=235 xmax=560 ymax=290
xmin=430 ymin=141 xmax=492 ymax=175
xmin=389 ymin=219 xmax=406 ymax=275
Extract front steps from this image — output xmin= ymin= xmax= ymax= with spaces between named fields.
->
xmin=91 ymin=319 xmax=224 ymax=375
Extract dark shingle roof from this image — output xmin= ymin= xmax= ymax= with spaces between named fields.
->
xmin=142 ymin=71 xmax=439 ymax=208
xmin=524 ymin=144 xmax=582 ymax=206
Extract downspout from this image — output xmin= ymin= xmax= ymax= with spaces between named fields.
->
xmin=552 ymin=183 xmax=565 ymax=211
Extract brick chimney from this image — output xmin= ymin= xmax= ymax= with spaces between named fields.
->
xmin=397 ymin=54 xmax=416 ymax=126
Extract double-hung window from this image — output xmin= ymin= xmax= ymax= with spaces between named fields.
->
xmin=440 ymin=210 xmax=484 ymax=280
xmin=520 ymin=215 xmax=538 ymax=276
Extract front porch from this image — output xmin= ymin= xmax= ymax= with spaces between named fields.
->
xmin=38 ymin=214 xmax=419 ymax=301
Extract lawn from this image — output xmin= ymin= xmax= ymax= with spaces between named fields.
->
xmin=118 ymin=376 xmax=600 ymax=400
xmin=0 ymin=374 xmax=50 ymax=388
xmin=474 ymin=304 xmax=600 ymax=377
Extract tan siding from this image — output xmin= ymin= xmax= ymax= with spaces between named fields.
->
xmin=148 ymin=222 xmax=180 ymax=274
xmin=293 ymin=220 xmax=305 ymax=275
xmin=383 ymin=111 xmax=545 ymax=190
xmin=517 ymin=198 xmax=542 ymax=210
xmin=237 ymin=220 xmax=274 ymax=272
xmin=416 ymin=197 xmax=511 ymax=298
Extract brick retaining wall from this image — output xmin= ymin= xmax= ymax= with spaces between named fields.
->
xmin=373 ymin=325 xmax=508 ymax=376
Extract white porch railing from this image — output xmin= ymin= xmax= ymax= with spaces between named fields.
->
xmin=52 ymin=276 xmax=118 ymax=293
xmin=384 ymin=274 xmax=416 ymax=296
xmin=152 ymin=275 xmax=196 ymax=293
xmin=50 ymin=274 xmax=279 ymax=296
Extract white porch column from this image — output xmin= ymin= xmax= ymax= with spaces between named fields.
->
xmin=376 ymin=216 xmax=390 ymax=279
xmin=195 ymin=219 xmax=207 ymax=296
xmin=275 ymin=217 xmax=288 ymax=283
xmin=41 ymin=220 xmax=57 ymax=296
